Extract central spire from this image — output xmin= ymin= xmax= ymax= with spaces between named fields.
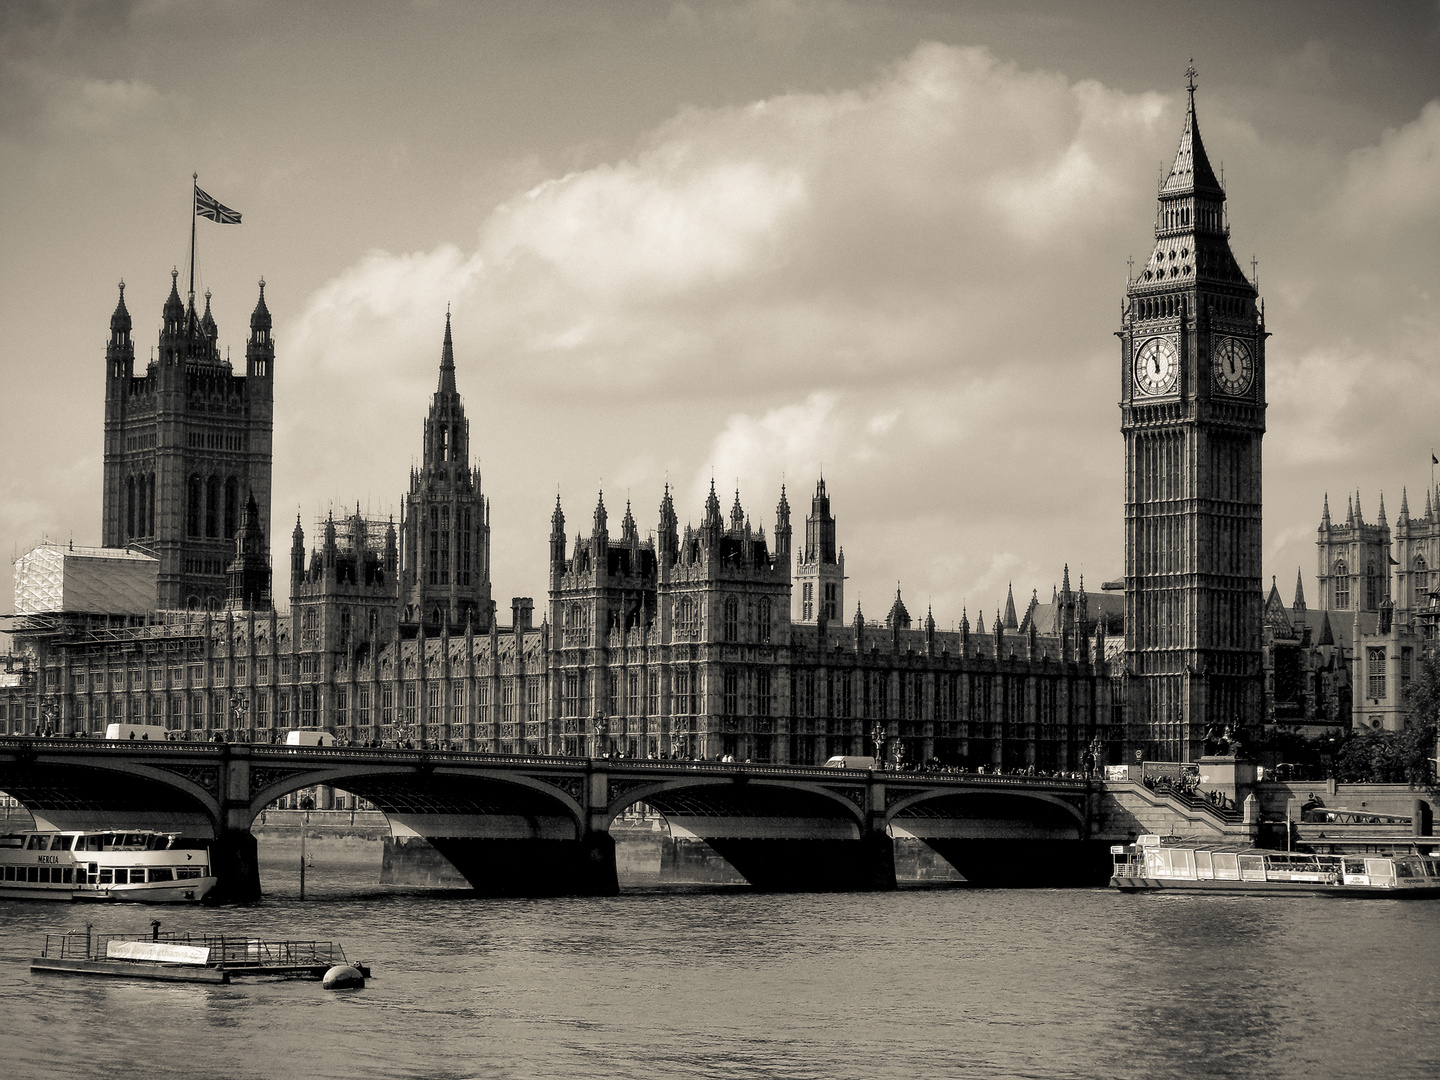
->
xmin=439 ymin=307 xmax=457 ymax=394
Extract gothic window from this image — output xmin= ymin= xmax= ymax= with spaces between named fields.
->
xmin=428 ymin=506 xmax=439 ymax=585
xmin=126 ymin=476 xmax=136 ymax=539
xmin=1333 ymin=561 xmax=1349 ymax=609
xmin=758 ymin=597 xmax=772 ymax=642
xmin=204 ymin=476 xmax=220 ymax=538
xmin=802 ymin=581 xmax=814 ymax=621
xmin=1365 ymin=563 xmax=1378 ymax=610
xmin=723 ymin=668 xmax=738 ymax=715
xmin=607 ymin=671 xmax=618 ymax=715
xmin=757 ymin=669 xmax=771 ymax=717
xmin=563 ymin=672 xmax=580 ymax=718
xmin=1414 ymin=555 xmax=1429 ymax=606
xmin=439 ymin=425 xmax=449 ymax=462
xmin=649 ymin=672 xmax=659 ymax=717
xmin=146 ymin=474 xmax=155 ymax=535
xmin=675 ymin=596 xmax=696 ymax=634
xmin=628 ymin=672 xmax=640 ymax=716
xmin=674 ymin=669 xmax=691 ymax=715
xmin=224 ymin=477 xmax=239 ymax=539
xmin=1367 ymin=647 xmax=1386 ymax=700
xmin=724 ymin=597 xmax=739 ymax=642
xmin=824 ymin=582 xmax=837 ymax=620
xmin=460 ymin=507 xmax=472 ymax=586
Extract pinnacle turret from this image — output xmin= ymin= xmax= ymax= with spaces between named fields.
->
xmin=250 ymin=277 xmax=271 ymax=332
xmin=1293 ymin=567 xmax=1306 ymax=613
xmin=1003 ymin=583 xmax=1018 ymax=630
xmin=111 ymin=281 xmax=131 ymax=335
xmin=592 ymin=490 xmax=608 ymax=537
xmin=703 ymin=480 xmax=723 ymax=531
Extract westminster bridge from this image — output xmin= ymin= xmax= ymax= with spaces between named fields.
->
xmin=0 ymin=737 xmax=1249 ymax=902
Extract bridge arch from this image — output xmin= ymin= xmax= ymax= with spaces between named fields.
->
xmin=601 ymin=776 xmax=866 ymax=833
xmin=247 ymin=763 xmax=586 ymax=835
xmin=884 ymin=786 xmax=1088 ymax=835
xmin=0 ymin=751 xmax=222 ymax=836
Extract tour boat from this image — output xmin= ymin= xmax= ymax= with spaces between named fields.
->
xmin=0 ymin=830 xmax=216 ymax=904
xmin=1110 ymin=835 xmax=1440 ymax=896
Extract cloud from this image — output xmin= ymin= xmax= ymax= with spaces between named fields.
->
xmin=44 ymin=77 xmax=162 ymax=135
xmin=268 ymin=44 xmax=1439 ymax=620
xmin=1335 ymin=100 xmax=1440 ymax=234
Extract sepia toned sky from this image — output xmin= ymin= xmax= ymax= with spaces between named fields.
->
xmin=2 ymin=0 xmax=1438 ymax=634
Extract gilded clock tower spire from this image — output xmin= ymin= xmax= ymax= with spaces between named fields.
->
xmin=1120 ymin=68 xmax=1267 ymax=762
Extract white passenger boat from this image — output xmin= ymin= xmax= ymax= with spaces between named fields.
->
xmin=1110 ymin=835 xmax=1440 ymax=896
xmin=0 ymin=830 xmax=216 ymax=904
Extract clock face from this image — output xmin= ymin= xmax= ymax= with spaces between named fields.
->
xmin=1212 ymin=336 xmax=1254 ymax=395
xmin=1133 ymin=336 xmax=1179 ymax=396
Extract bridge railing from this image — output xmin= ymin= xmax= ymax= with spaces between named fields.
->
xmin=0 ymin=736 xmax=1092 ymax=789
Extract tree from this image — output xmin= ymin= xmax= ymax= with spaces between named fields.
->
xmin=1333 ymin=643 xmax=1439 ymax=787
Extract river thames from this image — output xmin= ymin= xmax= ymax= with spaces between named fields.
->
xmin=1 ymin=854 xmax=1438 ymax=1080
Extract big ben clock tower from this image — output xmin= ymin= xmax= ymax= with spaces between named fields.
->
xmin=1120 ymin=69 xmax=1266 ymax=762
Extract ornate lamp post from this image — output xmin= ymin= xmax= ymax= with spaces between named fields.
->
xmin=871 ymin=723 xmax=886 ymax=771
xmin=229 ymin=692 xmax=248 ymax=744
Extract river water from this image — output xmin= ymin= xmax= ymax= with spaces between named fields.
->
xmin=1 ymin=850 xmax=1438 ymax=1080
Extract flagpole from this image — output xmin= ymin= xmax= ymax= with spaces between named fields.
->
xmin=189 ymin=172 xmax=198 ymax=314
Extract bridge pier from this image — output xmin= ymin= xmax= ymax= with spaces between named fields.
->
xmin=208 ymin=827 xmax=262 ymax=905
xmin=385 ymin=833 xmax=619 ymax=896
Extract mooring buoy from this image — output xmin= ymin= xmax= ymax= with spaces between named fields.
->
xmin=322 ymin=964 xmax=365 ymax=990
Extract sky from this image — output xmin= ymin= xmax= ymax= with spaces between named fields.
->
xmin=2 ymin=0 xmax=1438 ymax=637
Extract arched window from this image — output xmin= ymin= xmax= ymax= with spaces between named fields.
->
xmin=224 ymin=477 xmax=240 ymax=539
xmin=147 ymin=474 xmax=156 ymax=535
xmin=125 ymin=476 xmax=137 ymax=539
xmin=428 ymin=506 xmax=439 ymax=585
xmin=205 ymin=476 xmax=221 ymax=538
xmin=187 ymin=475 xmax=203 ymax=537
xmin=758 ymin=597 xmax=772 ymax=642
xmin=1414 ymin=555 xmax=1430 ymax=607
xmin=1365 ymin=563 xmax=1378 ymax=610
xmin=1333 ymin=561 xmax=1349 ymax=609
xmin=724 ymin=597 xmax=739 ymax=642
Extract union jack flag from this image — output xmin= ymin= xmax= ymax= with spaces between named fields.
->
xmin=194 ymin=185 xmax=242 ymax=224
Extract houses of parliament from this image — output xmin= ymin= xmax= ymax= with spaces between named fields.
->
xmin=3 ymin=82 xmax=1431 ymax=766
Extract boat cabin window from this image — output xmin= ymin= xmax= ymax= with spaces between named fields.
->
xmin=52 ymin=835 xmax=76 ymax=851
xmin=25 ymin=835 xmax=53 ymax=850
xmin=79 ymin=835 xmax=105 ymax=852
xmin=149 ymin=867 xmax=173 ymax=882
